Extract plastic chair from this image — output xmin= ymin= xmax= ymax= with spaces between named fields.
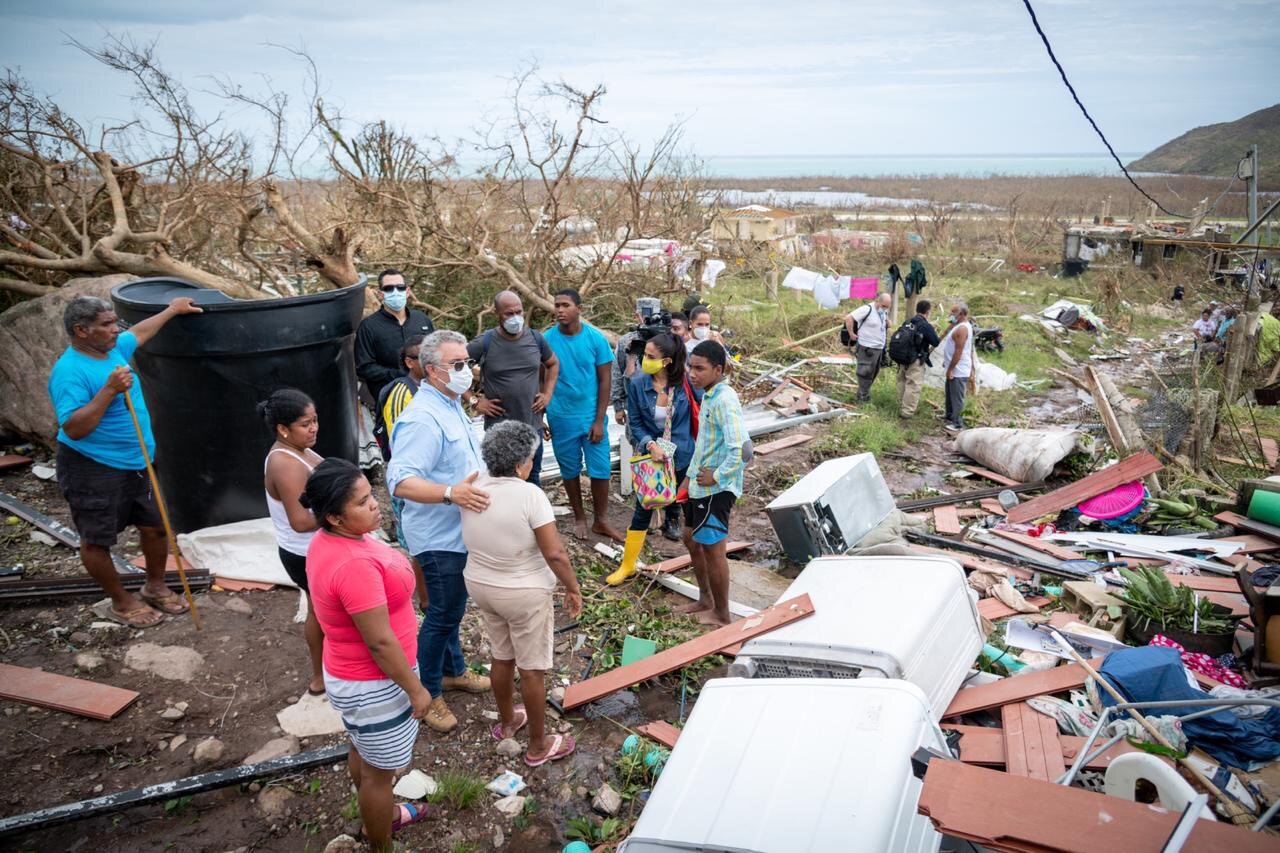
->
xmin=1103 ymin=753 xmax=1217 ymax=820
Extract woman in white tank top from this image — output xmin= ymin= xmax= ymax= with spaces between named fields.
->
xmin=259 ymin=389 xmax=326 ymax=695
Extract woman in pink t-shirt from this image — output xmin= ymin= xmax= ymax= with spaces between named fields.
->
xmin=302 ymin=459 xmax=430 ymax=849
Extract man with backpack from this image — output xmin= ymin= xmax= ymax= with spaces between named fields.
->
xmin=888 ymin=299 xmax=941 ymax=419
xmin=843 ymin=292 xmax=892 ymax=402
xmin=468 ymin=290 xmax=560 ymax=486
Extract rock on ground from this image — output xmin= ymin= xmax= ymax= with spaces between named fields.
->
xmin=192 ymin=737 xmax=225 ymax=764
xmin=242 ymin=735 xmax=300 ymax=766
xmin=169 ymin=734 xmax=188 ymax=752
xmin=74 ymin=652 xmax=105 ymax=671
xmin=495 ymin=738 xmax=522 ymax=759
xmin=124 ymin=643 xmax=205 ymax=682
xmin=256 ymin=786 xmax=295 ymax=818
xmin=592 ymin=784 xmax=622 ymax=816
xmin=322 ymin=835 xmax=360 ymax=853
xmin=0 ymin=274 xmax=137 ymax=442
xmin=222 ymin=596 xmax=253 ymax=616
xmin=276 ymin=693 xmax=345 ymax=737
xmin=392 ymin=770 xmax=437 ymax=800
xmin=494 ymin=794 xmax=526 ymax=817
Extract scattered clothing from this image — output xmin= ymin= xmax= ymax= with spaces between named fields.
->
xmin=1209 ymin=685 xmax=1280 ymax=719
xmin=1149 ymin=634 xmax=1247 ymax=689
xmin=49 ymin=331 xmax=153 ymax=470
xmin=903 ymin=259 xmax=927 ymax=297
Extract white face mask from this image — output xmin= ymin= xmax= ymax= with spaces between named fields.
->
xmin=692 ymin=326 xmax=710 ymax=340
xmin=502 ymin=315 xmax=524 ymax=335
xmin=443 ymin=365 xmax=472 ymax=395
xmin=383 ymin=289 xmax=408 ymax=312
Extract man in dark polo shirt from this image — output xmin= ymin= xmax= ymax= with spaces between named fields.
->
xmin=468 ymin=290 xmax=560 ymax=486
xmin=355 ymin=269 xmax=436 ymax=401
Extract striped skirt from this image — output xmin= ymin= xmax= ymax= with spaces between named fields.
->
xmin=324 ymin=667 xmax=420 ymax=770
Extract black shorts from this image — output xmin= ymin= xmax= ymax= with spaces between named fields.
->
xmin=55 ymin=444 xmax=162 ymax=548
xmin=277 ymin=547 xmax=310 ymax=592
xmin=686 ymin=491 xmax=736 ymax=546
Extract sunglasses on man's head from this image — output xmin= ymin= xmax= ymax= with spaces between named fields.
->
xmin=381 ymin=284 xmax=408 ymax=293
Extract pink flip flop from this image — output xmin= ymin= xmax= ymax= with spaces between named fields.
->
xmin=390 ymin=801 xmax=428 ymax=833
xmin=491 ymin=706 xmax=528 ymax=741
xmin=525 ymin=733 xmax=576 ymax=767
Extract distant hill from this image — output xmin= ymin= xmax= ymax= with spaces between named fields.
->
xmin=1128 ymin=104 xmax=1279 ymax=181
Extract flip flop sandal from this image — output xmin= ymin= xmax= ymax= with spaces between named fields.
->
xmin=491 ymin=706 xmax=528 ymax=741
xmin=525 ymin=733 xmax=575 ymax=767
xmin=306 ymin=686 xmax=326 ymax=697
xmin=139 ymin=591 xmax=189 ymax=615
xmin=390 ymin=801 xmax=429 ymax=833
xmin=106 ymin=603 xmax=166 ymax=629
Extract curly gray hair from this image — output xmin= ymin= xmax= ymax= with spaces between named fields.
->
xmin=481 ymin=420 xmax=539 ymax=478
xmin=63 ymin=296 xmax=113 ymax=337
xmin=418 ymin=329 xmax=468 ymax=369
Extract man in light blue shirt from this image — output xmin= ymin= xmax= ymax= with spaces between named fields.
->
xmin=388 ymin=330 xmax=492 ymax=734
xmin=48 ymin=294 xmax=202 ymax=629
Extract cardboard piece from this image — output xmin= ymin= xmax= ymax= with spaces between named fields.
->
xmin=0 ymin=662 xmax=139 ymax=720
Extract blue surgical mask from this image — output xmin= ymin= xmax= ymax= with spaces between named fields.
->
xmin=502 ymin=315 xmax=524 ymax=335
xmin=383 ymin=290 xmax=408 ymax=312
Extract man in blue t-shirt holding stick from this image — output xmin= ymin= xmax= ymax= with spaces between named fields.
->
xmin=48 ymin=294 xmax=202 ymax=628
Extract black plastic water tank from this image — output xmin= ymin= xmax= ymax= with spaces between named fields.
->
xmin=111 ymin=277 xmax=367 ymax=533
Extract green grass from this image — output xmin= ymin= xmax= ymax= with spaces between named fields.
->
xmin=427 ymin=771 xmax=487 ymax=811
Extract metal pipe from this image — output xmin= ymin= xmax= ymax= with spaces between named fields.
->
xmin=1236 ymin=196 xmax=1280 ymax=245
xmin=1057 ymin=706 xmax=1113 ymax=786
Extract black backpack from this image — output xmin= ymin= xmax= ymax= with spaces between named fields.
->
xmin=888 ymin=318 xmax=926 ymax=366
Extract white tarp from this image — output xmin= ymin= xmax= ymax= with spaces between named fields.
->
xmin=953 ymin=428 xmax=1082 ymax=483
xmin=177 ymin=517 xmax=295 ymax=587
xmin=1041 ymin=299 xmax=1106 ymax=331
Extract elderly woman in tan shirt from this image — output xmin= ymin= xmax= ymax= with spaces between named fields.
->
xmin=461 ymin=420 xmax=583 ymax=766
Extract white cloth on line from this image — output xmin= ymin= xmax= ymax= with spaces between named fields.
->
xmin=782 ymin=266 xmax=822 ymax=292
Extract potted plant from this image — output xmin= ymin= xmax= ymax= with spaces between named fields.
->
xmin=1118 ymin=565 xmax=1237 ymax=657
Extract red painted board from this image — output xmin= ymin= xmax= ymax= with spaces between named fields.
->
xmin=1005 ymin=452 xmax=1162 ymax=525
xmin=644 ymin=541 xmax=752 ymax=574
xmin=636 ymin=720 xmax=681 ymax=749
xmin=562 ymin=594 xmax=815 ymax=709
xmin=0 ymin=663 xmax=139 ymax=720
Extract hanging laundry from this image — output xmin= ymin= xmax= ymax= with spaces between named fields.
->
xmin=812 ymin=276 xmax=840 ymax=309
xmin=904 ymin=259 xmax=927 ymax=297
xmin=782 ymin=266 xmax=822 ymax=292
xmin=848 ymin=277 xmax=879 ymax=299
xmin=834 ymin=275 xmax=854 ymax=300
xmin=673 ymin=257 xmax=694 ymax=282
xmin=702 ymin=259 xmax=726 ymax=288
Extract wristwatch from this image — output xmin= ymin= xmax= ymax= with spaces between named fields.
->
xmin=442 ymin=486 xmax=453 ymax=505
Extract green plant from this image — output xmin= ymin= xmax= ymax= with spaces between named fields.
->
xmin=340 ymin=792 xmax=360 ymax=821
xmin=565 ymin=815 xmax=624 ymax=843
xmin=614 ymin=738 xmax=667 ymax=801
xmin=305 ymin=778 xmax=322 ymax=795
xmin=428 ymin=771 xmax=486 ymax=811
xmin=163 ymin=795 xmax=193 ymax=816
xmin=1118 ymin=565 xmax=1232 ymax=634
xmin=513 ymin=796 xmax=539 ymax=831
xmin=451 ymin=843 xmax=477 ymax=853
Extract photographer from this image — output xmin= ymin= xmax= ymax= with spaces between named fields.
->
xmin=610 ymin=297 xmax=665 ymax=427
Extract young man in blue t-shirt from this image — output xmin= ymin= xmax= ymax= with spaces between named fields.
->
xmin=542 ymin=289 xmax=624 ymax=543
xmin=48 ymin=294 xmax=202 ymax=628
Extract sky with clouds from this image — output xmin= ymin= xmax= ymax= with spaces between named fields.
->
xmin=1 ymin=0 xmax=1276 ymax=163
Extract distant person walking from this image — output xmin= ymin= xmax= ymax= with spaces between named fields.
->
xmin=468 ymin=290 xmax=559 ymax=486
xmin=845 ymin=292 xmax=892 ymax=402
xmin=941 ymin=302 xmax=974 ymax=433
xmin=49 ymin=294 xmax=202 ymax=628
xmin=259 ymin=389 xmax=326 ymax=696
xmin=302 ymin=460 xmax=430 ymax=850
xmin=543 ymin=289 xmax=624 ymax=543
xmin=891 ymin=300 xmax=941 ymax=419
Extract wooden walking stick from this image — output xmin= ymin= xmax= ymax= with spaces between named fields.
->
xmin=121 ymin=390 xmax=201 ymax=631
xmin=1049 ymin=631 xmax=1252 ymax=825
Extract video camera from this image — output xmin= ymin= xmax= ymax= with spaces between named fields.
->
xmin=627 ymin=297 xmax=672 ymax=356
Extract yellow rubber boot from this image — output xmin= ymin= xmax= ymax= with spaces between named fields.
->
xmin=606 ymin=529 xmax=646 ymax=586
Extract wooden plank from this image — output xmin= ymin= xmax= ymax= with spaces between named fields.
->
xmin=987 ymin=529 xmax=1084 ymax=562
xmin=944 ymin=662 xmax=1094 ymax=718
xmin=0 ymin=455 xmax=32 ymax=472
xmin=1165 ymin=572 xmax=1250 ymax=593
xmin=944 ymin=725 xmax=1165 ymax=771
xmin=0 ymin=663 xmax=138 ymax=721
xmin=751 ymin=433 xmax=813 ymax=456
xmin=644 ymin=541 xmax=752 ymax=574
xmin=962 ymin=465 xmax=1020 ymax=487
xmin=1261 ymin=437 xmax=1279 ymax=470
xmin=1019 ymin=704 xmax=1052 ymax=782
xmin=916 ymin=760 xmax=1279 ymax=853
xmin=909 ymin=545 xmax=1034 ymax=581
xmin=1034 ymin=707 xmax=1067 ymax=781
xmin=213 ymin=577 xmax=275 ymax=592
xmin=979 ymin=498 xmax=1007 ymax=517
xmin=636 ymin=720 xmax=681 ymax=749
xmin=932 ymin=505 xmax=962 ymax=535
xmin=562 ymin=594 xmax=816 ymax=710
xmin=976 ymin=596 xmax=1051 ymax=621
xmin=1005 ymin=452 xmax=1162 ymax=525
xmin=1000 ymin=704 xmax=1031 ymax=778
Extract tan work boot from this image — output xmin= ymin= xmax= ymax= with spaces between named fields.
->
xmin=442 ymin=670 xmax=491 ymax=693
xmin=425 ymin=696 xmax=457 ymax=733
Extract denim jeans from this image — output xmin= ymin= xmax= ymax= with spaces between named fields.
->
xmin=526 ymin=435 xmax=545 ymax=488
xmin=414 ymin=549 xmax=469 ymax=697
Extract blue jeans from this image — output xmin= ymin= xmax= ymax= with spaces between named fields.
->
xmin=526 ymin=435 xmax=544 ymax=488
xmin=414 ymin=550 xmax=469 ymax=697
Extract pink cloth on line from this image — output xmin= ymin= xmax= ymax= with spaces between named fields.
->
xmin=1148 ymin=634 xmax=1247 ymax=689
xmin=307 ymin=530 xmax=419 ymax=681
xmin=849 ymin=277 xmax=879 ymax=299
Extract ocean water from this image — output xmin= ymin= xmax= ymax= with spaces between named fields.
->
xmin=702 ymin=153 xmax=1144 ymax=178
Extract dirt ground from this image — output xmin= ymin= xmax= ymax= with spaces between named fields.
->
xmin=0 ymin=337 xmax=1171 ymax=852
